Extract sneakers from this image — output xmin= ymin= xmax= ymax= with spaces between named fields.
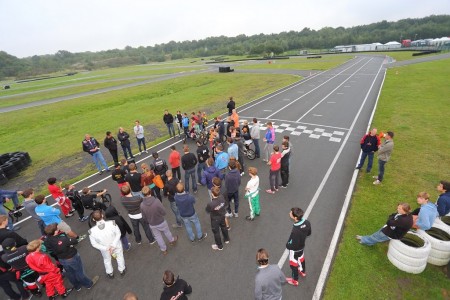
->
xmin=80 ymin=216 xmax=89 ymax=222
xmin=149 ymin=240 xmax=156 ymax=245
xmin=266 ymin=189 xmax=275 ymax=194
xmin=70 ymin=208 xmax=76 ymax=213
xmin=280 ymin=185 xmax=287 ymax=189
xmin=286 ymin=277 xmax=299 ymax=286
xmin=77 ymin=234 xmax=87 ymax=242
xmin=107 ymin=273 xmax=114 ymax=279
xmin=98 ymin=171 xmax=103 ymax=175
xmin=87 ymin=275 xmax=99 ymax=289
xmin=198 ymin=233 xmax=208 ymax=242
xmin=225 ymin=240 xmax=230 ymax=244
xmin=172 ymin=223 xmax=183 ymax=228
xmin=125 ymin=243 xmax=131 ymax=251
xmin=120 ymin=268 xmax=126 ymax=277
xmin=299 ymin=271 xmax=306 ymax=277
xmin=137 ymin=241 xmax=142 ymax=245
xmin=233 ymin=213 xmax=239 ymax=218
xmin=76 ymin=287 xmax=82 ymax=292
xmin=211 ymin=244 xmax=223 ymax=251
xmin=162 ymin=250 xmax=168 ymax=255
xmin=227 ymin=226 xmax=231 ymax=231
xmin=62 ymin=288 xmax=73 ymax=298
xmin=105 ymin=169 xmax=110 ymax=172
xmin=372 ymin=176 xmax=379 ymax=179
xmin=169 ymin=235 xmax=178 ymax=246
xmin=65 ymin=212 xmax=74 ymax=217
xmin=275 ymin=188 xmax=279 ymax=192
xmin=225 ymin=212 xmax=233 ymax=218
xmin=373 ymin=180 xmax=381 ymax=185
xmin=245 ymin=216 xmax=254 ymax=221
xmin=240 ymin=172 xmax=245 ymax=176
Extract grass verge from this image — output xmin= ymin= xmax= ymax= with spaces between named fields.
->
xmin=324 ymin=58 xmax=450 ymax=299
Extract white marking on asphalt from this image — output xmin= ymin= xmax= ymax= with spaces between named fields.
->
xmin=240 ymin=116 xmax=350 ymax=131
xmin=296 ymin=59 xmax=373 ymax=122
xmin=329 ymin=137 xmax=342 ymax=142
xmin=313 ymin=66 xmax=386 ymax=300
xmin=310 ymin=134 xmax=320 ymax=139
xmin=327 ymin=101 xmax=336 ymax=103
xmin=266 ymin=58 xmax=368 ymax=119
xmin=333 ymin=131 xmax=345 ymax=135
xmin=313 ymin=114 xmax=323 ymax=117
xmin=314 ymin=128 xmax=325 ymax=132
xmin=337 ymin=93 xmax=344 ymax=95
xmin=283 ymin=99 xmax=291 ymax=101
xmin=344 ymin=85 xmax=351 ymax=88
xmin=263 ymin=109 xmax=272 ymax=112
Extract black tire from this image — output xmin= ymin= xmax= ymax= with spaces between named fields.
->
xmin=246 ymin=149 xmax=256 ymax=160
xmin=0 ymin=154 xmax=11 ymax=165
xmin=0 ymin=163 xmax=19 ymax=179
xmin=88 ymin=211 xmax=96 ymax=228
xmin=13 ymin=153 xmax=29 ymax=167
xmin=102 ymin=194 xmax=112 ymax=207
xmin=19 ymin=152 xmax=32 ymax=164
xmin=8 ymin=157 xmax=25 ymax=171
xmin=0 ymin=170 xmax=8 ymax=185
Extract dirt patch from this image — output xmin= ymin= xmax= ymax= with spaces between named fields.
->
xmin=394 ymin=278 xmax=414 ymax=299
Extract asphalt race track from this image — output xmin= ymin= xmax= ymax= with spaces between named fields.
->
xmin=3 ymin=55 xmax=387 ymax=299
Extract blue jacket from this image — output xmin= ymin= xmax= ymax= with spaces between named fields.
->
xmin=174 ymin=192 xmax=196 ymax=218
xmin=437 ymin=192 xmax=450 ymax=216
xmin=227 ymin=143 xmax=238 ymax=159
xmin=265 ymin=128 xmax=275 ymax=144
xmin=416 ymin=202 xmax=439 ymax=230
xmin=201 ymin=166 xmax=223 ymax=189
xmin=35 ymin=204 xmax=62 ymax=225
xmin=225 ymin=169 xmax=241 ymax=193
xmin=182 ymin=116 xmax=189 ymax=128
xmin=215 ymin=152 xmax=229 ymax=170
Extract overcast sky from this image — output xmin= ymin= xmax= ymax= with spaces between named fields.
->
xmin=1 ymin=0 xmax=449 ymax=58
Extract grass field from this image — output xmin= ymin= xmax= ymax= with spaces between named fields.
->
xmin=324 ymin=58 xmax=450 ymax=299
xmin=235 ymin=54 xmax=354 ymax=70
xmin=0 ymin=72 xmax=298 ymax=186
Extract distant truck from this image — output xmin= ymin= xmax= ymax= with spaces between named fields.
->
xmin=401 ymin=39 xmax=411 ymax=47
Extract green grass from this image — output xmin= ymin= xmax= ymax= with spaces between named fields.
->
xmin=364 ymin=51 xmax=442 ymax=62
xmin=324 ymin=58 xmax=450 ymax=299
xmin=235 ymin=55 xmax=354 ymax=70
xmin=0 ymin=72 xmax=299 ymax=183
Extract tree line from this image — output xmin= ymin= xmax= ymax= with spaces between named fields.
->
xmin=1 ymin=15 xmax=449 ymax=80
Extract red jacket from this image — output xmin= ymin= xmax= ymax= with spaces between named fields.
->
xmin=169 ymin=151 xmax=181 ymax=168
xmin=25 ymin=252 xmax=59 ymax=275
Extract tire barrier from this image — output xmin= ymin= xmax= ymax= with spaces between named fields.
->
xmin=417 ymin=222 xmax=450 ymax=266
xmin=0 ymin=152 xmax=31 ymax=184
xmin=387 ymin=232 xmax=431 ymax=274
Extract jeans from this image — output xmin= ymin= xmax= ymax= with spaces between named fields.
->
xmin=184 ymin=168 xmax=197 ymax=193
xmin=176 ymin=122 xmax=182 ymax=136
xmin=121 ymin=144 xmax=134 ymax=159
xmin=121 ymin=235 xmax=130 ymax=250
xmin=253 ymin=139 xmax=260 ymax=157
xmin=360 ymin=228 xmax=390 ymax=245
xmin=181 ymin=213 xmax=203 ymax=241
xmin=129 ymin=217 xmax=155 ymax=243
xmin=269 ymin=169 xmax=280 ymax=191
xmin=169 ymin=201 xmax=183 ymax=226
xmin=92 ymin=151 xmax=108 ymax=172
xmin=0 ymin=189 xmax=20 ymax=208
xmin=264 ymin=142 xmax=273 ymax=161
xmin=37 ymin=219 xmax=46 ymax=236
xmin=197 ymin=162 xmax=206 ymax=182
xmin=227 ymin=191 xmax=239 ymax=214
xmin=59 ymin=253 xmax=93 ymax=289
xmin=378 ymin=160 xmax=387 ymax=182
xmin=166 ymin=123 xmax=176 ymax=137
xmin=357 ymin=151 xmax=374 ymax=172
xmin=149 ymin=220 xmax=174 ymax=251
xmin=131 ymin=191 xmax=144 ymax=198
xmin=136 ymin=137 xmax=147 ymax=152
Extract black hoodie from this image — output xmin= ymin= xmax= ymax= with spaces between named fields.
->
xmin=160 ymin=276 xmax=192 ymax=300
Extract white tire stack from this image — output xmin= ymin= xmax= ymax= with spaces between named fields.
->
xmin=388 ymin=231 xmax=431 ymax=274
xmin=417 ymin=221 xmax=450 ymax=266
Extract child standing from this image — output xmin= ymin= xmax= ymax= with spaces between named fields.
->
xmin=47 ymin=177 xmax=74 ymax=218
xmin=280 ymin=141 xmax=291 ymax=188
xmin=266 ymin=145 xmax=281 ymax=194
xmin=245 ymin=167 xmax=260 ymax=221
xmin=206 ymin=186 xmax=230 ymax=251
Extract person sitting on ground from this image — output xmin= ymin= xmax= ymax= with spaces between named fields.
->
xmin=356 ymin=203 xmax=413 ymax=245
xmin=412 ymin=192 xmax=439 ymax=230
xmin=80 ymin=188 xmax=107 ymax=210
xmin=160 ymin=270 xmax=192 ymax=300
xmin=436 ymin=180 xmax=450 ymax=217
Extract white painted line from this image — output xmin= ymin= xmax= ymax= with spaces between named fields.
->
xmin=238 ymin=116 xmax=351 ymax=131
xmin=321 ymin=133 xmax=332 ymax=137
xmin=327 ymin=101 xmax=336 ymax=104
xmin=329 ymin=137 xmax=342 ymax=143
xmin=266 ymin=58 xmax=367 ymax=119
xmin=310 ymin=134 xmax=320 ymax=139
xmin=290 ymin=132 xmax=301 ymax=136
xmin=263 ymin=110 xmax=272 ymax=112
xmin=333 ymin=131 xmax=345 ymax=136
xmin=312 ymin=64 xmax=385 ymax=300
xmin=296 ymin=58 xmax=373 ymax=122
xmin=314 ymin=128 xmax=325 ymax=132
xmin=313 ymin=114 xmax=323 ymax=117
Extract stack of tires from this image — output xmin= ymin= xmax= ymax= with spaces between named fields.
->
xmin=417 ymin=220 xmax=450 ymax=266
xmin=387 ymin=231 xmax=431 ymax=274
xmin=0 ymin=152 xmax=31 ymax=185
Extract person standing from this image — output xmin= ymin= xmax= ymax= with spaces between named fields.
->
xmin=88 ymin=211 xmax=126 ymax=279
xmin=105 ymin=206 xmax=133 ymax=251
xmin=44 ymin=224 xmax=99 ymax=292
xmin=26 ymin=239 xmax=73 ymax=299
xmin=280 ymin=142 xmax=291 ymax=188
xmin=181 ymin=146 xmax=198 ymax=193
xmin=175 ymin=111 xmax=183 ymax=137
xmin=111 ymin=163 xmax=128 ymax=194
xmin=227 ymin=96 xmax=235 ymax=116
xmin=104 ymin=131 xmax=119 ymax=165
xmin=150 ymin=152 xmax=169 ymax=183
xmin=436 ymin=180 xmax=450 ymax=216
xmin=266 ymin=145 xmax=281 ymax=194
xmin=47 ymin=177 xmax=74 ymax=218
xmin=0 ymin=252 xmax=31 ymax=300
xmin=160 ymin=270 xmax=192 ymax=300
xmin=21 ymin=188 xmax=46 ymax=235
xmin=245 ymin=167 xmax=260 ymax=221
xmin=163 ymin=110 xmax=176 ymax=138
xmin=214 ymin=144 xmax=229 ymax=174
xmin=0 ymin=215 xmax=27 ymax=247
xmin=201 ymin=158 xmax=223 ymax=200
xmin=120 ymin=186 xmax=155 ymax=245
xmin=168 ymin=146 xmax=182 ymax=180
xmin=356 ymin=128 xmax=380 ymax=173
xmin=118 ymin=127 xmax=134 ymax=159
xmin=206 ymin=187 xmax=230 ymax=251
xmin=227 ymin=137 xmax=238 ymax=161
xmin=356 ymin=203 xmax=413 ymax=245
xmin=225 ymin=161 xmax=241 ymax=218
xmin=373 ymin=131 xmax=394 ymax=185
xmin=254 ymin=248 xmax=286 ymax=300
xmin=182 ymin=113 xmax=190 ymax=140
xmin=217 ymin=116 xmax=226 ymax=143
xmin=251 ymin=118 xmax=261 ymax=158
xmin=285 ymin=207 xmax=311 ymax=286
xmin=263 ymin=122 xmax=275 ymax=162
xmin=140 ymin=187 xmax=178 ymax=255
xmin=133 ymin=120 xmax=147 ymax=154
xmin=125 ymin=163 xmax=143 ymax=197
xmin=174 ymin=183 xmax=207 ymax=243
xmin=196 ymin=140 xmax=209 ymax=185
xmin=82 ymin=134 xmax=110 ymax=175
xmin=164 ymin=170 xmax=183 ymax=228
